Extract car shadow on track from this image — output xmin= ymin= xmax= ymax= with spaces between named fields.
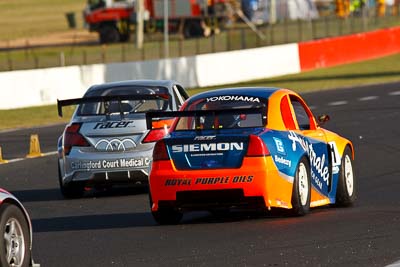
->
xmin=11 ymin=186 xmax=149 ymax=202
xmin=32 ymin=212 xmax=157 ymax=232
xmin=34 ymin=208 xmax=335 ymax=234
xmin=11 ymin=188 xmax=64 ymax=202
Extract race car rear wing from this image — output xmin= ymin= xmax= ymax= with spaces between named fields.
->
xmin=145 ymin=107 xmax=266 ymax=130
xmin=57 ymin=94 xmax=169 ymax=117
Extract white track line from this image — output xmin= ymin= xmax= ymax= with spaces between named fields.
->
xmin=358 ymin=96 xmax=378 ymax=101
xmin=1 ymin=151 xmax=57 ymax=164
xmin=328 ymin=101 xmax=348 ymax=106
xmin=389 ymin=91 xmax=400 ymax=96
xmin=386 ymin=260 xmax=400 ymax=267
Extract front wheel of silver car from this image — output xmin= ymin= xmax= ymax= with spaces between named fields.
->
xmin=0 ymin=203 xmax=31 ymax=267
xmin=58 ymin=163 xmax=84 ymax=199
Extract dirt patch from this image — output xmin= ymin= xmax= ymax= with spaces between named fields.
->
xmin=0 ymin=30 xmax=99 ymax=49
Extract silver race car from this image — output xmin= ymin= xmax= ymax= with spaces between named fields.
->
xmin=0 ymin=188 xmax=39 ymax=267
xmin=57 ymin=80 xmax=189 ymax=198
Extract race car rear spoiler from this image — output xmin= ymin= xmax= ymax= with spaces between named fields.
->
xmin=145 ymin=107 xmax=266 ymax=130
xmin=57 ymin=94 xmax=169 ymax=117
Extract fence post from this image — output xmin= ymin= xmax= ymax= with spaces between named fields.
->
xmin=325 ymin=16 xmax=330 ymax=37
xmin=226 ymin=29 xmax=231 ymax=51
xmin=297 ymin=19 xmax=303 ymax=42
xmin=196 ymin=37 xmax=200 ymax=54
xmin=83 ymin=50 xmax=87 ymax=65
xmin=59 ymin=52 xmax=65 ymax=66
xmin=211 ymin=33 xmax=216 ymax=53
xmin=339 ymin=18 xmax=344 ymax=35
xmin=284 ymin=18 xmax=289 ymax=43
xmin=270 ymin=23 xmax=275 ymax=45
xmin=350 ymin=15 xmax=355 ymax=33
xmin=159 ymin=41 xmax=163 ymax=59
xmin=256 ymin=33 xmax=261 ymax=47
xmin=34 ymin=56 xmax=39 ymax=68
xmin=101 ymin=45 xmax=106 ymax=63
xmin=362 ymin=7 xmax=369 ymax=32
xmin=121 ymin=44 xmax=126 ymax=62
xmin=7 ymin=54 xmax=13 ymax=71
xmin=311 ymin=19 xmax=316 ymax=39
xmin=179 ymin=38 xmax=183 ymax=57
xmin=24 ymin=40 xmax=30 ymax=60
xmin=142 ymin=44 xmax=146 ymax=60
xmin=241 ymin=28 xmax=246 ymax=49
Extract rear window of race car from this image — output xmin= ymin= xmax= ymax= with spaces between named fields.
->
xmin=175 ymin=95 xmax=268 ymax=130
xmin=78 ymin=86 xmax=171 ymax=116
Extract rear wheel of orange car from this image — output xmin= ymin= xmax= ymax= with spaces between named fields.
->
xmin=291 ymin=157 xmax=311 ymax=216
xmin=149 ymin=192 xmax=182 ymax=225
xmin=152 ymin=209 xmax=183 ymax=225
xmin=335 ymin=146 xmax=356 ymax=206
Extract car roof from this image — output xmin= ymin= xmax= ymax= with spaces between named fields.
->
xmin=187 ymin=87 xmax=282 ymax=103
xmin=85 ymin=80 xmax=179 ymax=94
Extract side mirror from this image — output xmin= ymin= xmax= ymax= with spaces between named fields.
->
xmin=318 ymin=114 xmax=330 ymax=126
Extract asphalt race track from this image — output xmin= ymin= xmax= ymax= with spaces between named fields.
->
xmin=1 ymin=82 xmax=400 ymax=266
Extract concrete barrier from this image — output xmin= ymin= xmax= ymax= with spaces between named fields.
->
xmin=298 ymin=26 xmax=400 ymax=71
xmin=195 ymin=44 xmax=301 ymax=87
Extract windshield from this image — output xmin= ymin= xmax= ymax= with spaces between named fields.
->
xmin=78 ymin=86 xmax=171 ymax=116
xmin=175 ymin=95 xmax=267 ymax=130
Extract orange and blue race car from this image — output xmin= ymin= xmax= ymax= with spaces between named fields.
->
xmin=146 ymin=87 xmax=356 ymax=224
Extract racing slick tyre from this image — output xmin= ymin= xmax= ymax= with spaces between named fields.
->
xmin=0 ymin=203 xmax=31 ymax=267
xmin=58 ymin=164 xmax=84 ymax=199
xmin=335 ymin=147 xmax=356 ymax=206
xmin=151 ymin=209 xmax=183 ymax=225
xmin=99 ymin=25 xmax=120 ymax=44
xmin=291 ymin=158 xmax=311 ymax=216
xmin=149 ymin=192 xmax=182 ymax=225
xmin=183 ymin=20 xmax=204 ymax=38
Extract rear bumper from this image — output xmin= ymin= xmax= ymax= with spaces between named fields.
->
xmin=159 ymin=189 xmax=266 ymax=211
xmin=149 ymin=156 xmax=295 ymax=212
xmin=60 ymin=150 xmax=152 ymax=186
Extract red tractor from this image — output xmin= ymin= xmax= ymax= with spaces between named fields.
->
xmin=84 ymin=0 xmax=233 ymax=43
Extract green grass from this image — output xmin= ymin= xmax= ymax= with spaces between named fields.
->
xmin=0 ymin=105 xmax=75 ymax=131
xmin=1 ymin=52 xmax=399 ymax=131
xmin=0 ymin=0 xmax=85 ymax=41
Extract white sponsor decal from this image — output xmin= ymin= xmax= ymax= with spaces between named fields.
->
xmin=274 ymin=155 xmax=291 ymax=167
xmin=288 ymin=131 xmax=329 ymax=188
xmin=194 ymin=136 xmax=216 ymax=141
xmin=71 ymin=157 xmax=150 ymax=170
xmin=93 ymin=121 xmax=135 ymax=129
xmin=328 ymin=141 xmax=341 ymax=175
xmin=206 ymin=95 xmax=260 ymax=103
xmin=172 ymin=142 xmax=244 ymax=153
xmin=273 ymin=137 xmax=286 ymax=155
xmin=95 ymin=138 xmax=136 ymax=152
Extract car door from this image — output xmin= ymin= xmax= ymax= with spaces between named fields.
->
xmin=287 ymin=94 xmax=332 ymax=195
